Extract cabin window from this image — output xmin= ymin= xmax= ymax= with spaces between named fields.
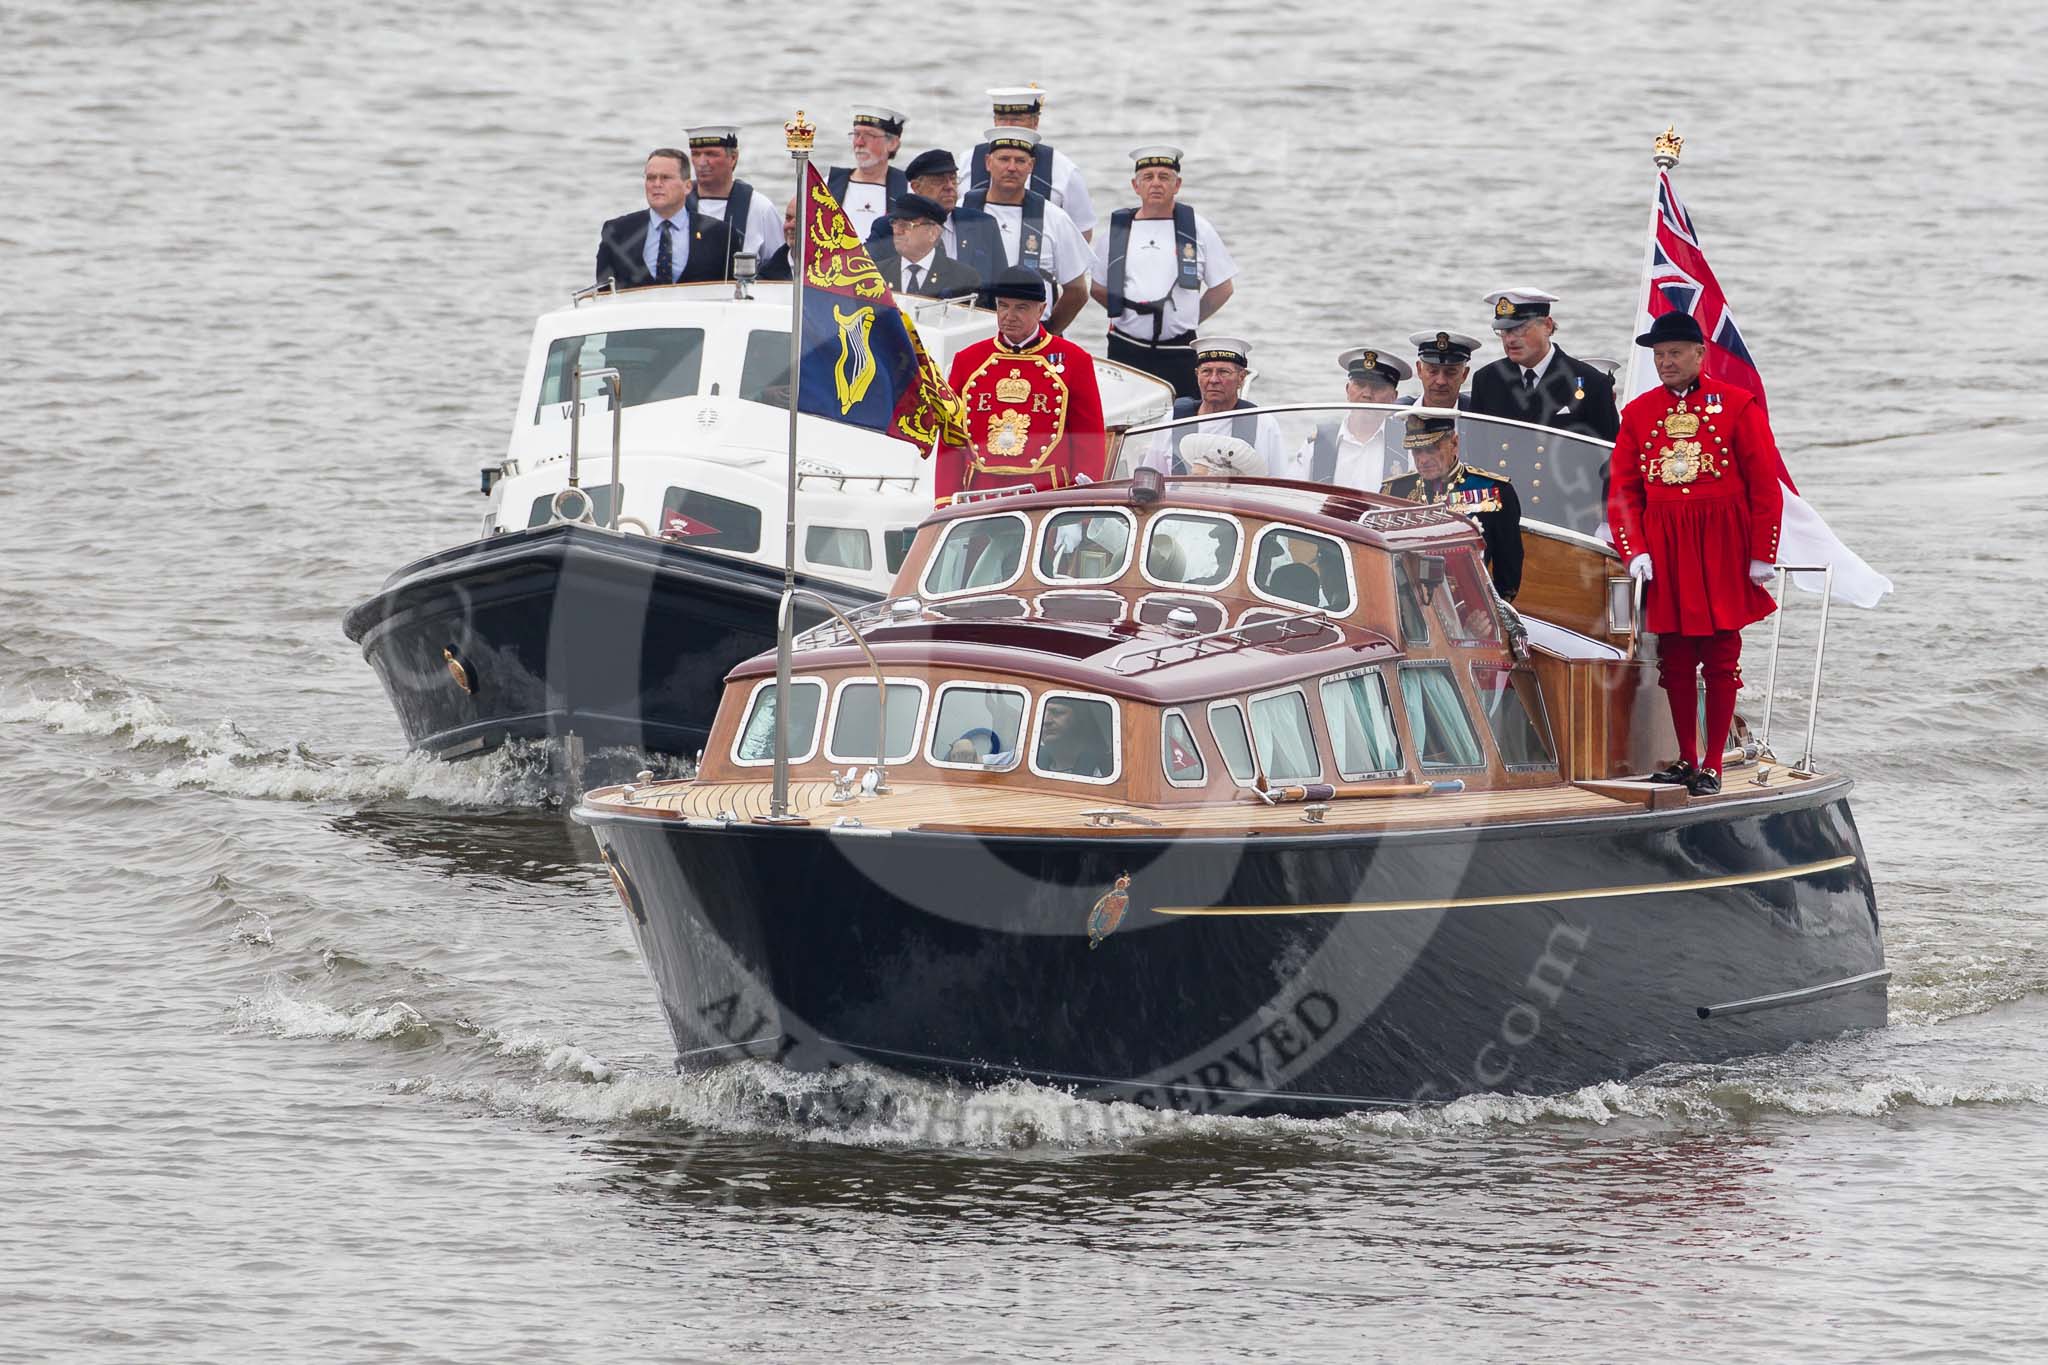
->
xmin=928 ymin=682 xmax=1029 ymax=769
xmin=527 ymin=483 xmax=619 ymax=529
xmin=1161 ymin=710 xmax=1207 ymax=787
xmin=931 ymin=595 xmax=1028 ymax=620
xmin=1439 ymin=546 xmax=1503 ymax=645
xmin=661 ymin=488 xmax=762 ymax=552
xmin=739 ymin=329 xmax=792 ymax=407
xmin=883 ymin=528 xmax=916 ymax=573
xmin=1249 ymin=525 xmax=1354 ymax=614
xmin=1207 ymin=702 xmax=1257 ymax=784
xmin=731 ymin=677 xmax=825 ymax=766
xmin=804 ymin=525 xmax=872 ymax=571
xmin=1036 ymin=591 xmax=1125 ymax=624
xmin=535 ymin=328 xmax=704 ymax=418
xmin=824 ymin=678 xmax=929 ymax=765
xmin=1140 ymin=512 xmax=1242 ymax=589
xmin=1473 ymin=665 xmax=1557 ymax=771
xmin=1320 ymin=669 xmax=1405 ymax=779
xmin=1029 ymin=692 xmax=1120 ymax=784
xmin=1400 ymin=664 xmax=1485 ymax=770
xmin=1036 ymin=508 xmax=1137 ymax=584
xmin=1393 ymin=556 xmax=1432 ymax=645
xmin=922 ymin=513 xmax=1030 ymax=597
xmin=1248 ymin=686 xmax=1322 ymax=783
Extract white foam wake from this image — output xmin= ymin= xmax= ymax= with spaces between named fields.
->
xmin=231 ymin=984 xmax=432 ymax=1042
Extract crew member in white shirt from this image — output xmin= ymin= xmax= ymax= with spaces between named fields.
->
xmin=1130 ymin=336 xmax=1286 ymax=475
xmin=1090 ymin=145 xmax=1236 ymax=402
xmin=1285 ymin=347 xmax=1414 ymax=491
xmin=963 ymin=86 xmax=1097 ymax=238
xmin=684 ymin=126 xmax=786 ymax=269
xmin=825 ymin=106 xmax=910 ymax=240
xmin=961 ymin=126 xmax=1090 ymax=333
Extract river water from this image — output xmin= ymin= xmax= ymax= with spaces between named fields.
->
xmin=5 ymin=1 xmax=2046 ymax=1359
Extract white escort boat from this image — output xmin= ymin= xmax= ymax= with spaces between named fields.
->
xmin=342 ymin=277 xmax=1174 ymax=771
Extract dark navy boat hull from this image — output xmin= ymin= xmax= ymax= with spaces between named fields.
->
xmin=578 ymin=778 xmax=1886 ymax=1115
xmin=342 ymin=525 xmax=879 ymax=760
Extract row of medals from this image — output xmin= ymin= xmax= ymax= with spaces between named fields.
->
xmin=1655 ymin=396 xmax=1723 ymax=485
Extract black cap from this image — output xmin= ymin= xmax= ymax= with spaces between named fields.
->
xmin=1410 ymin=329 xmax=1480 ymax=365
xmin=892 ymin=192 xmax=946 ymax=226
xmin=905 ymin=148 xmax=957 ymax=180
xmin=1403 ymin=414 xmax=1457 ymax=448
xmin=1635 ymin=312 xmax=1705 ymax=346
xmin=989 ymin=266 xmax=1046 ymax=302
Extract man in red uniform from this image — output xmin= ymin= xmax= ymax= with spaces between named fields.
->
xmin=1607 ymin=312 xmax=1784 ymax=796
xmin=934 ymin=267 xmax=1106 ymax=504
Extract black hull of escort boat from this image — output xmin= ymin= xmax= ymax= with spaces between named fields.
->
xmin=343 ymin=524 xmax=879 ymax=763
xmin=577 ymin=778 xmax=1886 ymax=1115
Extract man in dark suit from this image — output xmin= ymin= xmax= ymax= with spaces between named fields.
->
xmin=594 ymin=148 xmax=736 ymax=289
xmin=867 ymin=150 xmax=1005 ymax=303
xmin=758 ymin=195 xmax=798 ymax=281
xmin=1467 ymin=287 xmax=1620 ymax=441
xmin=879 ymin=193 xmax=980 ymax=298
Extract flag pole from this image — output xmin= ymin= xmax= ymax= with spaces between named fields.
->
xmin=1624 ymin=125 xmax=1683 ymax=406
xmin=768 ymin=109 xmax=815 ymax=823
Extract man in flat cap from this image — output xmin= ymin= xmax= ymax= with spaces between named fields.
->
xmin=825 ymin=106 xmax=910 ymax=239
xmin=1383 ymin=415 xmax=1523 ymax=601
xmin=1285 ymin=346 xmax=1412 ymax=491
xmin=1090 ymin=146 xmax=1236 ymax=403
xmin=684 ymin=126 xmax=785 ymax=276
xmin=962 ymin=127 xmax=1091 ymax=333
xmin=965 ymin=86 xmax=1097 ymax=238
xmin=1469 ymin=287 xmax=1620 ymax=442
xmin=881 ymin=193 xmax=980 ymax=297
xmin=935 ymin=267 xmax=1107 ymax=503
xmin=1132 ymin=336 xmax=1285 ymax=477
xmin=1608 ymin=311 xmax=1784 ymax=797
xmin=595 ymin=147 xmax=736 ymax=288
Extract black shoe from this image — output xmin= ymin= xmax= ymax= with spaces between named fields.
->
xmin=1647 ymin=759 xmax=1697 ymax=785
xmin=1685 ymin=769 xmax=1722 ymax=796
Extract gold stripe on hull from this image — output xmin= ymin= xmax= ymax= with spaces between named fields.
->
xmin=1154 ymin=854 xmax=1860 ymax=917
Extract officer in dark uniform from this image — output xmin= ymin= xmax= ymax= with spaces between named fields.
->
xmin=1468 ymin=287 xmax=1620 ymax=441
xmin=1382 ymin=414 xmax=1524 ymax=601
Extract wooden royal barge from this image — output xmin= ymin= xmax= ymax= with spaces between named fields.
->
xmin=574 ymin=469 xmax=1886 ymax=1115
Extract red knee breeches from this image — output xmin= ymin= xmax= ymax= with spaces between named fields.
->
xmin=1657 ymin=630 xmax=1743 ymax=771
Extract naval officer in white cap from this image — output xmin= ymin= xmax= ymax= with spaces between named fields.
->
xmin=685 ymin=126 xmax=787 ymax=267
xmin=1090 ymin=145 xmax=1237 ymax=403
xmin=964 ymin=86 xmax=1097 ymax=237
xmin=1284 ymin=346 xmax=1413 ymax=491
xmin=825 ymin=106 xmax=911 ymax=239
xmin=1467 ymin=286 xmax=1620 ymax=440
xmin=961 ymin=126 xmax=1092 ymax=332
xmin=1131 ymin=336 xmax=1286 ymax=475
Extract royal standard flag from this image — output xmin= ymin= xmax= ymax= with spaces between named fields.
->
xmin=794 ymin=165 xmax=966 ymax=451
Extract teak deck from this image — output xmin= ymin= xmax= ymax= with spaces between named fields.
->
xmin=595 ymin=761 xmax=1815 ymax=837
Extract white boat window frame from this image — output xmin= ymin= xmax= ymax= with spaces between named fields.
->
xmin=1246 ymin=683 xmax=1325 ymax=785
xmin=1160 ymin=708 xmax=1209 ymax=789
xmin=926 ymin=680 xmax=1033 ymax=772
xmin=730 ymin=675 xmax=827 ymax=767
xmin=1317 ymin=665 xmax=1407 ymax=782
xmin=1031 ymin=505 xmax=1139 ymax=587
xmin=822 ymin=675 xmax=932 ymax=767
xmin=1246 ymin=523 xmax=1358 ymax=616
xmin=1136 ymin=509 xmax=1246 ymax=591
xmin=1027 ymin=689 xmax=1123 ymax=786
xmin=919 ymin=511 xmax=1034 ymax=601
xmin=1206 ymin=700 xmax=1259 ymax=788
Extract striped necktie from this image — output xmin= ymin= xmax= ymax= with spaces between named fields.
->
xmin=655 ymin=220 xmax=675 ymax=284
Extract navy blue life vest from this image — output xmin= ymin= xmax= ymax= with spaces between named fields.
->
xmin=825 ymin=165 xmax=909 ymax=211
xmin=686 ymin=179 xmax=754 ymax=274
xmin=1104 ymin=204 xmax=1201 ymax=318
xmin=963 ymin=188 xmax=1051 ymax=280
xmin=1169 ymin=396 xmax=1260 ymax=473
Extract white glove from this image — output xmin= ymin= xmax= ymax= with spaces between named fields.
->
xmin=1748 ymin=559 xmax=1777 ymax=585
xmin=1074 ymin=473 xmax=1093 ymax=485
xmin=1627 ymin=554 xmax=1653 ymax=582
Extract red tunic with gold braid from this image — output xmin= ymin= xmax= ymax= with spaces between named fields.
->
xmin=935 ymin=328 xmax=1107 ymax=504
xmin=1607 ymin=379 xmax=1784 ymax=636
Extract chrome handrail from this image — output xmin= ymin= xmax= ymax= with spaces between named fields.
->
xmin=572 ymin=278 xmax=618 ymax=307
xmin=777 ymin=587 xmax=894 ymax=790
xmin=1111 ymin=608 xmax=1335 ymax=674
xmin=567 ymin=366 xmax=623 ymax=528
xmin=1756 ymin=563 xmax=1836 ymax=771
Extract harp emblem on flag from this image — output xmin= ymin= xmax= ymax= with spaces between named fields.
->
xmin=832 ymin=304 xmax=877 ymax=413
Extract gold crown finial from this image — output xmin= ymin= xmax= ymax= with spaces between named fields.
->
xmin=1653 ymin=125 xmax=1683 ymax=169
xmin=785 ymin=109 xmax=817 ymax=156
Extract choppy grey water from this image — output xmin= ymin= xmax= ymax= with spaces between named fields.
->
xmin=5 ymin=1 xmax=2047 ymax=1359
